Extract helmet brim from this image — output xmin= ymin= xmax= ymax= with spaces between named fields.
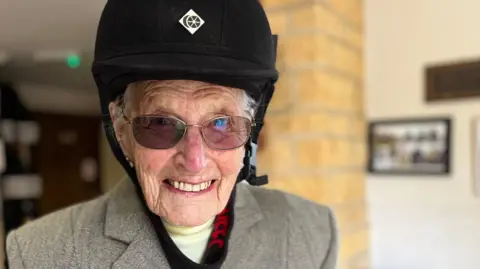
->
xmin=92 ymin=52 xmax=278 ymax=103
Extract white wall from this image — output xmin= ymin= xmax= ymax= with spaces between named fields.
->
xmin=15 ymin=83 xmax=100 ymax=115
xmin=365 ymin=1 xmax=480 ymax=269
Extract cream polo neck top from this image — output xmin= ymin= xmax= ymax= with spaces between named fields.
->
xmin=162 ymin=218 xmax=215 ymax=263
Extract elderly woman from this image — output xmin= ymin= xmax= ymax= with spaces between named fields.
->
xmin=6 ymin=0 xmax=338 ymax=268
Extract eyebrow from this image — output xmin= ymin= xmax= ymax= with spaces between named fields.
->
xmin=147 ymin=106 xmax=180 ymax=117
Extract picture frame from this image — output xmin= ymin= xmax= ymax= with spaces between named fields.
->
xmin=367 ymin=117 xmax=451 ymax=175
xmin=471 ymin=117 xmax=480 ymax=197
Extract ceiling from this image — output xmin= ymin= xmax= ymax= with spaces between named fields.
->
xmin=0 ymin=0 xmax=107 ymax=92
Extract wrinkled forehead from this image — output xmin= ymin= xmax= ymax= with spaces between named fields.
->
xmin=127 ymin=80 xmax=245 ymax=116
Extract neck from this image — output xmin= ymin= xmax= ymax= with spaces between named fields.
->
xmin=162 ymin=218 xmax=215 ymax=236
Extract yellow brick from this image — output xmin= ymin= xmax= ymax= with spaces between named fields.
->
xmin=336 ymin=81 xmax=358 ymax=112
xmin=297 ymin=70 xmax=335 ymax=107
xmin=290 ymin=113 xmax=363 ymax=137
xmin=290 ymin=4 xmax=342 ymax=34
xmin=267 ymin=13 xmax=288 ymax=34
xmin=344 ymin=117 xmax=365 ymax=139
xmin=262 ymin=0 xmax=303 ymax=9
xmin=348 ymin=251 xmax=370 ymax=269
xmin=329 ymin=116 xmax=351 ymax=135
xmin=352 ymin=86 xmax=365 ymax=111
xmin=256 ymin=138 xmax=294 ymax=171
xmin=291 ymin=112 xmax=330 ymax=134
xmin=289 ymin=2 xmax=362 ymax=51
xmin=332 ymin=43 xmax=362 ymax=77
xmin=264 ymin=113 xmax=292 ymax=135
xmin=328 ymin=0 xmax=363 ymax=27
xmin=263 ymin=176 xmax=295 ymax=191
xmin=268 ymin=75 xmax=291 ymax=111
xmin=333 ymin=203 xmax=368 ymax=232
xmin=350 ymin=142 xmax=366 ymax=167
xmin=297 ymin=69 xmax=357 ymax=110
xmin=255 ymin=158 xmax=269 ymax=175
xmin=330 ymin=114 xmax=352 ymax=135
xmin=283 ymin=34 xmax=332 ymax=68
xmin=275 ymin=40 xmax=287 ymax=72
xmin=339 ymin=229 xmax=369 ymax=264
xmin=268 ymin=174 xmax=364 ymax=204
xmin=353 ymin=53 xmax=364 ymax=78
xmin=305 ymin=138 xmax=349 ymax=167
xmin=324 ymin=139 xmax=339 ymax=166
xmin=322 ymin=178 xmax=361 ymax=204
xmin=339 ymin=23 xmax=363 ymax=49
xmin=331 ymin=172 xmax=365 ymax=203
xmin=297 ymin=138 xmax=329 ymax=168
xmin=266 ymin=176 xmax=327 ymax=203
xmin=332 ymin=139 xmax=351 ymax=166
xmin=342 ymin=87 xmax=362 ymax=113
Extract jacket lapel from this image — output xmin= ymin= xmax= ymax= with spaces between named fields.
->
xmin=104 ymin=178 xmax=170 ymax=269
xmin=223 ymin=184 xmax=287 ymax=269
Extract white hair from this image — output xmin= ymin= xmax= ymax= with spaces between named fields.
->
xmin=242 ymin=91 xmax=257 ymax=120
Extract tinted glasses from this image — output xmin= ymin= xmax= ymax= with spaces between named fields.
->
xmin=122 ymin=113 xmax=254 ymax=150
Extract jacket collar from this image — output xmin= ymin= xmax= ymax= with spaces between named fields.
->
xmin=104 ymin=178 xmax=264 ymax=268
xmin=104 ymin=177 xmax=148 ymax=244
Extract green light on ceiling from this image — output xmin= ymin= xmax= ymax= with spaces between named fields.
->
xmin=66 ymin=55 xmax=81 ymax=68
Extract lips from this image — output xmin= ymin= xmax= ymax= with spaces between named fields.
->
xmin=165 ymin=179 xmax=215 ymax=192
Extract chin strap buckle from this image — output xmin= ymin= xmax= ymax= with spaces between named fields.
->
xmin=246 ymin=165 xmax=269 ymax=186
xmin=241 ymin=141 xmax=269 ymax=186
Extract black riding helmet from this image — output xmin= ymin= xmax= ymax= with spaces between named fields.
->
xmin=92 ymin=0 xmax=279 ymax=186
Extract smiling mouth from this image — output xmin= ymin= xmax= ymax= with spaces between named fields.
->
xmin=165 ymin=179 xmax=216 ymax=192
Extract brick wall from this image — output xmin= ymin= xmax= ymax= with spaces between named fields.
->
xmin=257 ymin=1 xmax=369 ymax=268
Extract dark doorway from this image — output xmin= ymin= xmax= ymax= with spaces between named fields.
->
xmin=33 ymin=113 xmax=102 ymax=216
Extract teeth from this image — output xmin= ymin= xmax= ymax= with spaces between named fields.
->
xmin=168 ymin=180 xmax=212 ymax=192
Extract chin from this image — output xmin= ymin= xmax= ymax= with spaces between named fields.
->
xmin=146 ymin=181 xmax=231 ymax=227
xmin=139 ymin=170 xmax=238 ymax=227
xmin=159 ymin=201 xmax=223 ymax=227
xmin=169 ymin=210 xmax=215 ymax=227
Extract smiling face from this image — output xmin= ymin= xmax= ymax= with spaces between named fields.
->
xmin=109 ymin=80 xmax=254 ymax=227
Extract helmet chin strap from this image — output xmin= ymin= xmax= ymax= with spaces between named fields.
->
xmin=239 ymin=79 xmax=276 ymax=187
xmin=237 ymin=137 xmax=268 ymax=186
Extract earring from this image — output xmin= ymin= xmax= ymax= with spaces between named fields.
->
xmin=125 ymin=156 xmax=134 ymax=168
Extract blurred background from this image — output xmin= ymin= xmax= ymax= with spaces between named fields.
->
xmin=1 ymin=0 xmax=479 ymax=269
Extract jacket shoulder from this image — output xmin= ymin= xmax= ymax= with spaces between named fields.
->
xmin=246 ymin=184 xmax=334 ymax=222
xmin=6 ymin=194 xmax=109 ymax=268
xmin=245 ymin=185 xmax=338 ymax=268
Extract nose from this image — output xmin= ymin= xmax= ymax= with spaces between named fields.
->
xmin=177 ymin=127 xmax=207 ymax=173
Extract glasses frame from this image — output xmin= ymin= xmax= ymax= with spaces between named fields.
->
xmin=121 ymin=110 xmax=256 ymax=150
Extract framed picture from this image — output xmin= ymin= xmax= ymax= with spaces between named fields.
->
xmin=367 ymin=117 xmax=451 ymax=175
xmin=471 ymin=117 xmax=480 ymax=197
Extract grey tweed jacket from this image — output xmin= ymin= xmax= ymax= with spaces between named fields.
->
xmin=6 ymin=177 xmax=338 ymax=269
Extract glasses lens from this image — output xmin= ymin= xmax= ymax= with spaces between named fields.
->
xmin=203 ymin=116 xmax=251 ymax=150
xmin=132 ymin=116 xmax=185 ymax=149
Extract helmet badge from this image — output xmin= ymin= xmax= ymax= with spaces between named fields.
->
xmin=179 ymin=9 xmax=205 ymax=35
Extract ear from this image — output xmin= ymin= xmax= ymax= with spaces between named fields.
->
xmin=108 ymin=101 xmax=130 ymax=154
xmin=108 ymin=101 xmax=120 ymax=119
